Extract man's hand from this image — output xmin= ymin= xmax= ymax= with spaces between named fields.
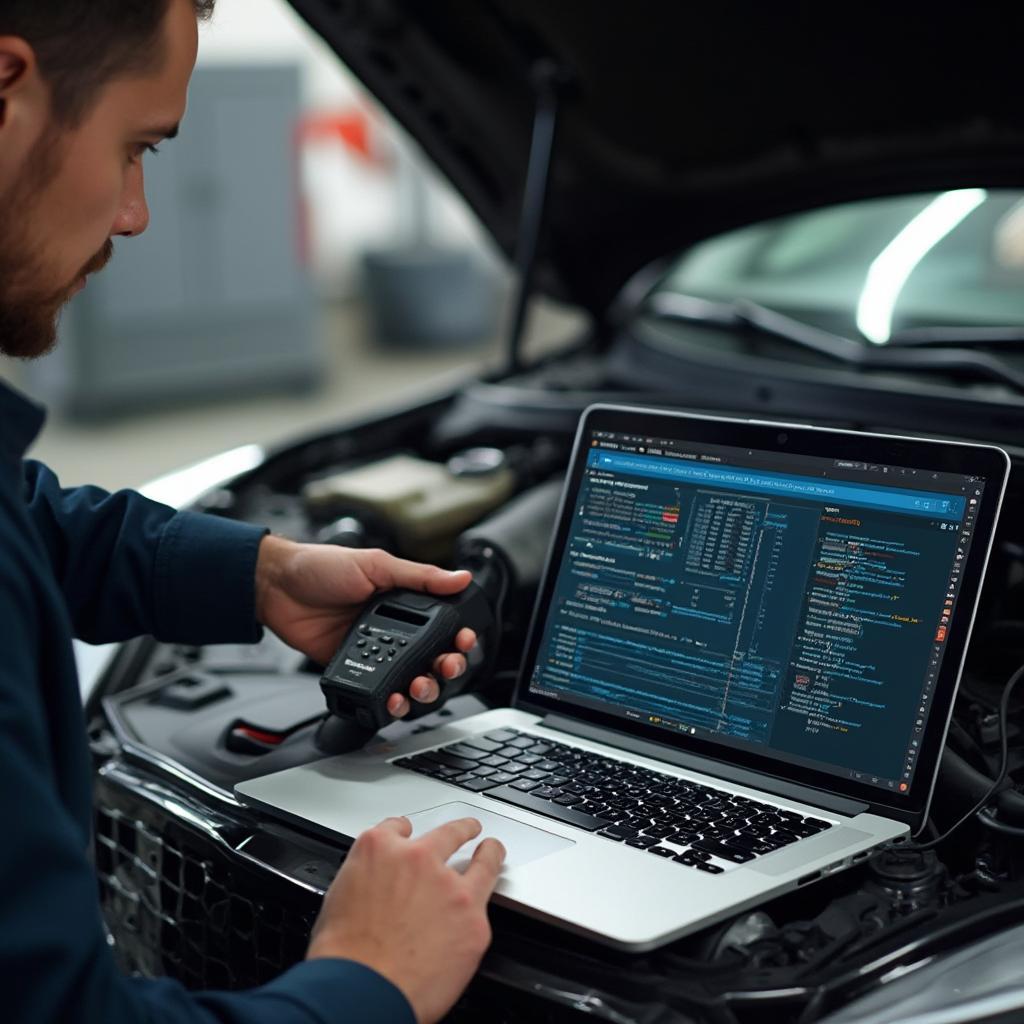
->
xmin=255 ymin=536 xmax=477 ymax=718
xmin=307 ymin=816 xmax=505 ymax=1024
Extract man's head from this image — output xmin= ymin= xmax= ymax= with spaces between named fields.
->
xmin=0 ymin=0 xmax=214 ymax=359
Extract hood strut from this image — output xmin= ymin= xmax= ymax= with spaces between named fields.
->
xmin=506 ymin=61 xmax=564 ymax=374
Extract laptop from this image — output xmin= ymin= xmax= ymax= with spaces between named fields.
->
xmin=236 ymin=404 xmax=1010 ymax=950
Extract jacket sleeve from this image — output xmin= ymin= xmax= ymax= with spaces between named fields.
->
xmin=0 ymin=542 xmax=416 ymax=1024
xmin=21 ymin=459 xmax=268 ymax=646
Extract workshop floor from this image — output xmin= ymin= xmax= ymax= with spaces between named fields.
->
xmin=16 ymin=297 xmax=582 ymax=494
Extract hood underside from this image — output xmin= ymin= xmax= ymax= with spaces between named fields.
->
xmin=289 ymin=0 xmax=1024 ymax=314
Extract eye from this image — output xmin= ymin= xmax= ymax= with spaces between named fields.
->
xmin=129 ymin=143 xmax=161 ymax=165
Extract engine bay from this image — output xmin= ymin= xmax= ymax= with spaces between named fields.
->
xmin=88 ymin=360 xmax=1024 ymax=1023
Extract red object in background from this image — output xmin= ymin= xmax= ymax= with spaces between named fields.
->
xmin=298 ymin=109 xmax=380 ymax=163
xmin=292 ymin=107 xmax=387 ymax=267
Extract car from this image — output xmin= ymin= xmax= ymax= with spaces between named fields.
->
xmin=86 ymin=3 xmax=1024 ymax=1021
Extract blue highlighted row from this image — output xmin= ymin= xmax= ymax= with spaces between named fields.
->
xmin=587 ymin=450 xmax=966 ymax=520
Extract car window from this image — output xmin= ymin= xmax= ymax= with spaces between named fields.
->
xmin=658 ymin=190 xmax=1024 ymax=344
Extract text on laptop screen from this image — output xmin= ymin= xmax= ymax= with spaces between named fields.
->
xmin=528 ymin=431 xmax=986 ymax=796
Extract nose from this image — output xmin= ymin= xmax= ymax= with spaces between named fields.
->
xmin=111 ymin=164 xmax=151 ymax=238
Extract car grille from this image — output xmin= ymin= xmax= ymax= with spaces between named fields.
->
xmin=94 ymin=764 xmax=319 ymax=989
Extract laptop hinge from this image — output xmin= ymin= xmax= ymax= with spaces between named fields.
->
xmin=542 ymin=714 xmax=870 ymax=817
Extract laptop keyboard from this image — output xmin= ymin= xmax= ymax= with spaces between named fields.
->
xmin=393 ymin=729 xmax=833 ymax=874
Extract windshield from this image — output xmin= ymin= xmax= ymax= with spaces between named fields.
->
xmin=659 ymin=190 xmax=1024 ymax=344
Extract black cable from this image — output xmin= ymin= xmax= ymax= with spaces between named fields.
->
xmin=911 ymin=661 xmax=1024 ymax=850
xmin=977 ymin=807 xmax=1024 ymax=837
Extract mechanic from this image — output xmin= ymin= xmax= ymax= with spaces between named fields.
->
xmin=0 ymin=2 xmax=505 ymax=1022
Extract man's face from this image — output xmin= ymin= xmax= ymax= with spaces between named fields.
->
xmin=0 ymin=0 xmax=199 ymax=358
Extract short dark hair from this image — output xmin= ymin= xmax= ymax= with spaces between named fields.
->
xmin=1 ymin=1 xmax=215 ymax=124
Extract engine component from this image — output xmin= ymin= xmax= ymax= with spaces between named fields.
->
xmin=302 ymin=452 xmax=516 ymax=563
xmin=456 ymin=476 xmax=564 ymax=593
xmin=864 ymin=847 xmax=950 ymax=914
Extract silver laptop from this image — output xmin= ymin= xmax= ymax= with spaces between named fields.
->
xmin=237 ymin=404 xmax=1009 ymax=951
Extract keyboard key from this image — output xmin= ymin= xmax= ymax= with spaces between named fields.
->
xmin=642 ymin=824 xmax=675 ymax=839
xmin=454 ymin=772 xmax=477 ymax=783
xmin=527 ymin=743 xmax=553 ymax=755
xmin=695 ymin=862 xmax=724 ymax=874
xmin=472 ymin=766 xmax=497 ymax=777
xmin=692 ymin=840 xmax=755 ymax=864
xmin=487 ymin=772 xmax=518 ymax=785
xmin=727 ymin=836 xmax=778 ymax=856
xmin=783 ymin=822 xmax=819 ymax=838
xmin=599 ymin=824 xmax=639 ymax=841
xmin=626 ymin=835 xmax=659 ymax=849
xmin=481 ymin=756 xmax=509 ymax=768
xmin=648 ymin=846 xmax=677 ymax=858
xmin=485 ymin=729 xmax=520 ymax=743
xmin=502 ymin=763 xmax=529 ymax=775
xmin=498 ymin=746 xmax=522 ymax=759
xmin=555 ymin=794 xmax=583 ymax=806
xmin=508 ymin=736 xmax=535 ymax=749
xmin=511 ymin=779 xmax=541 ymax=792
xmin=803 ymin=817 xmax=832 ymax=831
xmin=463 ymin=737 xmax=503 ymax=754
xmin=396 ymin=755 xmax=436 ymax=773
xmin=515 ymin=754 xmax=543 ymax=766
xmin=523 ymin=769 xmax=551 ymax=781
xmin=531 ymin=786 xmax=561 ymax=800
xmin=460 ymin=777 xmax=501 ymax=792
xmin=445 ymin=744 xmax=487 ymax=761
xmin=422 ymin=752 xmax=478 ymax=772
xmin=768 ymin=829 xmax=801 ymax=846
xmin=536 ymin=760 xmax=560 ymax=772
xmin=485 ymin=785 xmax=605 ymax=831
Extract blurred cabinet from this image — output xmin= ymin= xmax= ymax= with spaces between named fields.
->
xmin=30 ymin=65 xmax=322 ymax=418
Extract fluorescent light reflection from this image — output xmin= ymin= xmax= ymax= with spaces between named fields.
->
xmin=856 ymin=188 xmax=987 ymax=344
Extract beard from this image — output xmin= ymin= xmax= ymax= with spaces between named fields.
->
xmin=0 ymin=241 xmax=114 ymax=359
xmin=0 ymin=128 xmax=113 ymax=360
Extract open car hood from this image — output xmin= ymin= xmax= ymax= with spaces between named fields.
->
xmin=288 ymin=0 xmax=1024 ymax=316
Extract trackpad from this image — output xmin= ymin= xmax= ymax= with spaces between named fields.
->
xmin=405 ymin=801 xmax=575 ymax=872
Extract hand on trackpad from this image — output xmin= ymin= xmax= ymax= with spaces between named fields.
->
xmin=404 ymin=801 xmax=575 ymax=872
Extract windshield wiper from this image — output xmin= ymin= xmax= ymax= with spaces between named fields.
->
xmin=888 ymin=325 xmax=1024 ymax=347
xmin=645 ymin=293 xmax=1024 ymax=393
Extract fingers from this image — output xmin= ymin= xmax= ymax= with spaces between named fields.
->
xmin=386 ymin=674 xmax=441 ymax=718
xmin=432 ymin=653 xmax=466 ymax=682
xmin=463 ymin=837 xmax=506 ymax=898
xmin=418 ymin=817 xmax=482 ymax=861
xmin=382 ymin=629 xmax=477 ymax=720
xmin=363 ymin=551 xmax=472 ymax=596
xmin=372 ymin=815 xmax=413 ymax=838
xmin=386 ymin=693 xmax=411 ymax=718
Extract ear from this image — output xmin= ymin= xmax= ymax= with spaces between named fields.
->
xmin=0 ymin=36 xmax=39 ymax=128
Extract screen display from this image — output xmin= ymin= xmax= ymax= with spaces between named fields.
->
xmin=528 ymin=428 xmax=986 ymax=797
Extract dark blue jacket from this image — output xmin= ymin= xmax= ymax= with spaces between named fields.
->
xmin=0 ymin=382 xmax=414 ymax=1024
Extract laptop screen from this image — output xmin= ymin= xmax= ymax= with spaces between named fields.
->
xmin=526 ymin=417 xmax=994 ymax=800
